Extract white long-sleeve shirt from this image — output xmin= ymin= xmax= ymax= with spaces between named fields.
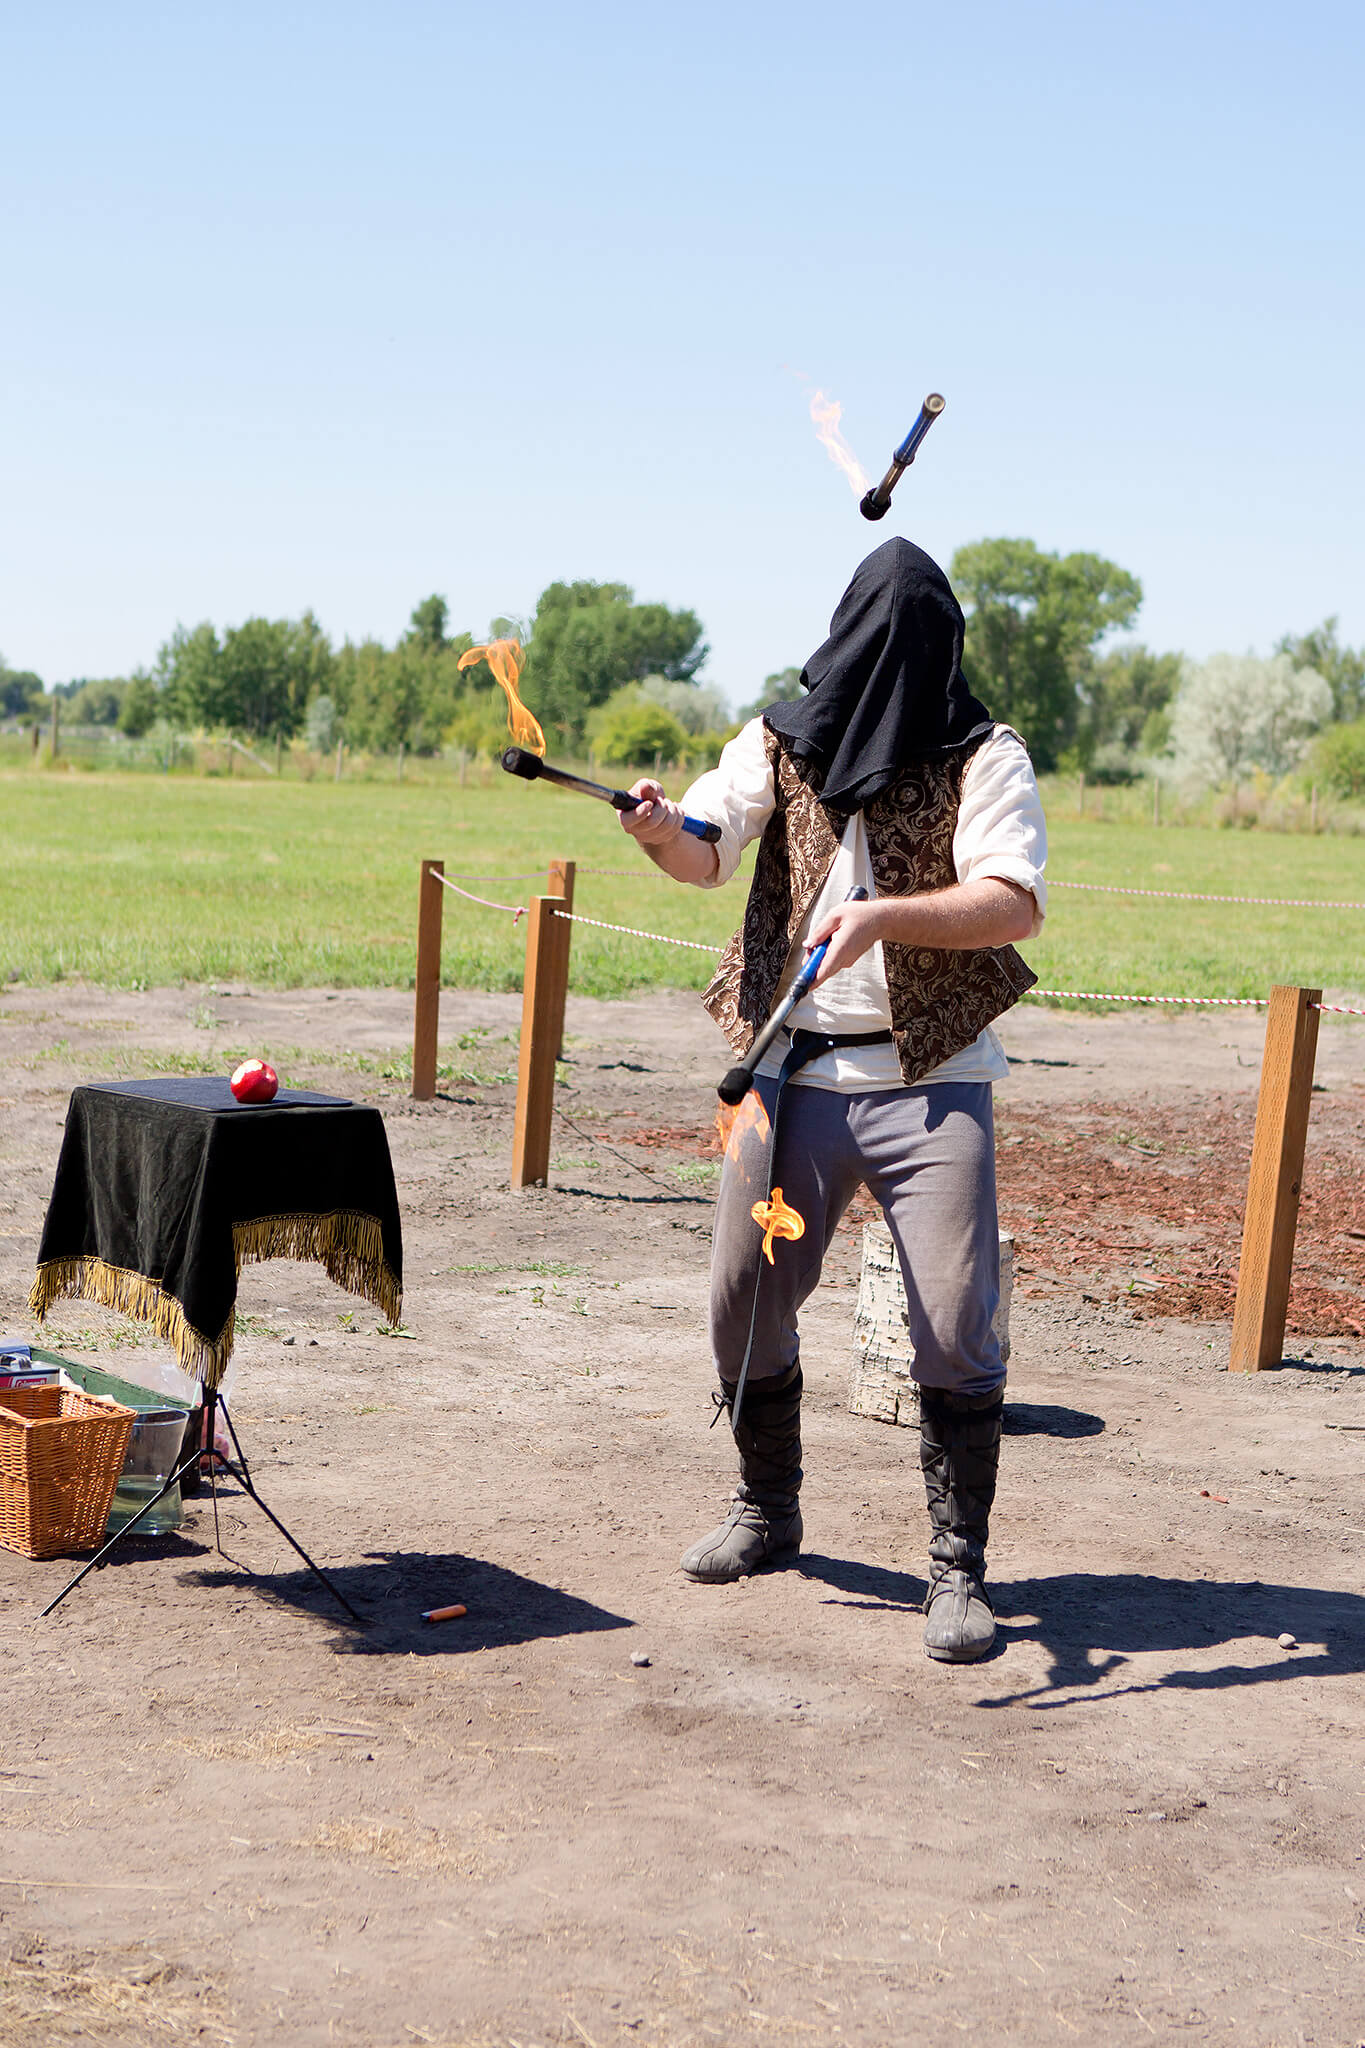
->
xmin=682 ymin=719 xmax=1048 ymax=1091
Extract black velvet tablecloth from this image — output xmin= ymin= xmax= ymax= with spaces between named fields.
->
xmin=29 ymin=1080 xmax=403 ymax=1388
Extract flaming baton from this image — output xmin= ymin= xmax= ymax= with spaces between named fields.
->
xmin=859 ymin=393 xmax=946 ymax=520
xmin=501 ymin=748 xmax=721 ymax=843
xmin=716 ymin=884 xmax=870 ymax=1433
xmin=459 ymin=637 xmax=722 ymax=842
xmin=717 ymin=886 xmax=869 ymax=1105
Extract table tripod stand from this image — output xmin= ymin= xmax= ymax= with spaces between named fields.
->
xmin=41 ymin=1387 xmax=365 ymax=1625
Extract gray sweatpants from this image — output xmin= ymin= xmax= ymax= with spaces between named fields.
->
xmin=710 ymin=1078 xmax=1004 ymax=1400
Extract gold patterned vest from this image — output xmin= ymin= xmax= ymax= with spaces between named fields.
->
xmin=701 ymin=727 xmax=1037 ymax=1086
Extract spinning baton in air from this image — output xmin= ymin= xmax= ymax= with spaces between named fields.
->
xmin=859 ymin=393 xmax=946 ymax=520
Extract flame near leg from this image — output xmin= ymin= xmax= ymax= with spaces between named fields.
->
xmin=715 ymin=1086 xmax=772 ymax=1161
xmin=751 ymin=1186 xmax=805 ymax=1265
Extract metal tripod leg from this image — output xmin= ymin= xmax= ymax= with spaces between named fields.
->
xmin=212 ymin=1399 xmax=366 ymax=1627
xmin=40 ymin=1438 xmax=201 ymax=1617
xmin=41 ymin=1390 xmax=366 ymax=1627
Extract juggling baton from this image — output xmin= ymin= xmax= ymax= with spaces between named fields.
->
xmin=860 ymin=393 xmax=945 ymax=520
xmin=501 ymin=747 xmax=722 ymax=842
xmin=717 ymin=886 xmax=869 ymax=1105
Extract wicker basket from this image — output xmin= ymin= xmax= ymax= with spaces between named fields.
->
xmin=0 ymin=1383 xmax=136 ymax=1559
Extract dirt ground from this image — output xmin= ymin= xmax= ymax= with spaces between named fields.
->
xmin=1 ymin=985 xmax=1364 ymax=2048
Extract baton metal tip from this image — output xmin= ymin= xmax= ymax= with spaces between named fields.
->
xmin=923 ymin=392 xmax=946 ymax=415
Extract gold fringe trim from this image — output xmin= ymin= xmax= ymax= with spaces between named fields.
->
xmin=230 ymin=1211 xmax=402 ymax=1328
xmin=28 ymin=1211 xmax=401 ymax=1391
xmin=28 ymin=1256 xmax=236 ymax=1390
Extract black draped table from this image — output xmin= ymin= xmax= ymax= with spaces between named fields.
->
xmin=29 ymin=1079 xmax=403 ymax=1389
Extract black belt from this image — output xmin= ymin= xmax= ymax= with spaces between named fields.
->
xmin=776 ymin=1025 xmax=894 ymax=1086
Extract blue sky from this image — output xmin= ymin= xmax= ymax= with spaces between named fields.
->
xmin=2 ymin=1 xmax=1362 ymax=706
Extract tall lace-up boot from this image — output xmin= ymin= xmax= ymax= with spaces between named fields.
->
xmin=680 ymin=1362 xmax=803 ymax=1582
xmin=919 ymin=1384 xmax=1004 ymax=1662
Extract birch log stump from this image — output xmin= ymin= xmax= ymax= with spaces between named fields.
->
xmin=850 ymin=1216 xmax=1014 ymax=1425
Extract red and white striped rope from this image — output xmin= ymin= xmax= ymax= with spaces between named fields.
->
xmin=433 ymin=879 xmax=1365 ymax=1013
xmin=1051 ymin=880 xmax=1365 ymax=911
xmin=1025 ymin=988 xmax=1265 ymax=1008
xmin=1026 ymin=989 xmax=1365 ymax=1015
xmin=551 ymin=908 xmax=715 ymax=952
xmin=440 ymin=868 xmax=1362 ymax=911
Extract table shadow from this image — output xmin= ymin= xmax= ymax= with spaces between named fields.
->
xmin=187 ymin=1547 xmax=634 ymax=1654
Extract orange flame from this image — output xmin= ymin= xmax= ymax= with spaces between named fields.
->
xmin=715 ymin=1086 xmax=772 ymax=1160
xmin=808 ymin=388 xmax=870 ymax=499
xmin=457 ymin=638 xmax=546 ymax=756
xmin=751 ymin=1186 xmax=805 ymax=1265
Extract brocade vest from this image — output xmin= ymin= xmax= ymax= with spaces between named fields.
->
xmin=701 ymin=727 xmax=1037 ymax=1086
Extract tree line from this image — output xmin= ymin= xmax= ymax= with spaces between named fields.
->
xmin=4 ymin=543 xmax=1362 ymax=789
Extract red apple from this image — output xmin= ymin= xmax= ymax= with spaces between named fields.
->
xmin=229 ymin=1058 xmax=279 ymax=1104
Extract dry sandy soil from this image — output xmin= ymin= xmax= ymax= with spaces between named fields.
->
xmin=1 ymin=986 xmax=1364 ymax=2048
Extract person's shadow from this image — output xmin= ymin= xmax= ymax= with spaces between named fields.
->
xmin=983 ymin=1572 xmax=1365 ymax=1706
xmin=797 ymin=1553 xmax=1365 ymax=1698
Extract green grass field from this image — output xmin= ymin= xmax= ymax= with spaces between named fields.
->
xmin=3 ymin=769 xmax=1364 ymax=1004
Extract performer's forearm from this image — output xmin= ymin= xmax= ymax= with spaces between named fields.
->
xmin=872 ymin=878 xmax=1035 ymax=950
xmin=618 ymin=778 xmax=721 ymax=885
xmin=808 ymin=878 xmax=1034 ymax=986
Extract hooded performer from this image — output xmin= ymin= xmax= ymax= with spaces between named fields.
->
xmin=620 ymin=539 xmax=1047 ymax=1662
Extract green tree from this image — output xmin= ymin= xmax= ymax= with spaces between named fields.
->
xmin=157 ymin=613 xmax=336 ymax=737
xmin=409 ymin=595 xmax=449 ymax=652
xmin=213 ymin=619 xmax=295 ymax=736
xmin=1077 ymin=644 xmax=1183 ymax=768
xmin=118 ymin=672 xmax=158 ymax=738
xmin=740 ymin=666 xmax=803 ymax=718
xmin=522 ymin=581 xmax=707 ymax=742
xmin=0 ymin=664 xmax=45 ymax=719
xmin=1310 ymin=716 xmax=1365 ymax=797
xmin=949 ymin=539 xmax=1143 ymax=770
xmin=67 ymin=679 xmax=126 ymax=726
xmin=595 ymin=701 xmax=690 ymax=767
xmin=155 ymin=622 xmax=222 ymax=728
xmin=1275 ymin=617 xmax=1365 ymax=724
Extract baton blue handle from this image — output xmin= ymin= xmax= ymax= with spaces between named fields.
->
xmin=680 ymin=813 xmax=723 ymax=843
xmin=789 ymin=883 xmax=868 ymax=997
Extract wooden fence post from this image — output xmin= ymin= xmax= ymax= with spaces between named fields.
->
xmin=411 ymin=860 xmax=444 ymax=1101
xmin=545 ymin=860 xmax=575 ymax=1059
xmin=1229 ymin=985 xmax=1321 ymax=1373
xmin=511 ymin=891 xmax=572 ymax=1189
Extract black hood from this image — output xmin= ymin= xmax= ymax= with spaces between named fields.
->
xmin=763 ymin=538 xmax=992 ymax=812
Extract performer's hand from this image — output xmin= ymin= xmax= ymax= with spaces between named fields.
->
xmin=619 ymin=778 xmax=685 ymax=846
xmin=805 ymin=899 xmax=887 ymax=984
